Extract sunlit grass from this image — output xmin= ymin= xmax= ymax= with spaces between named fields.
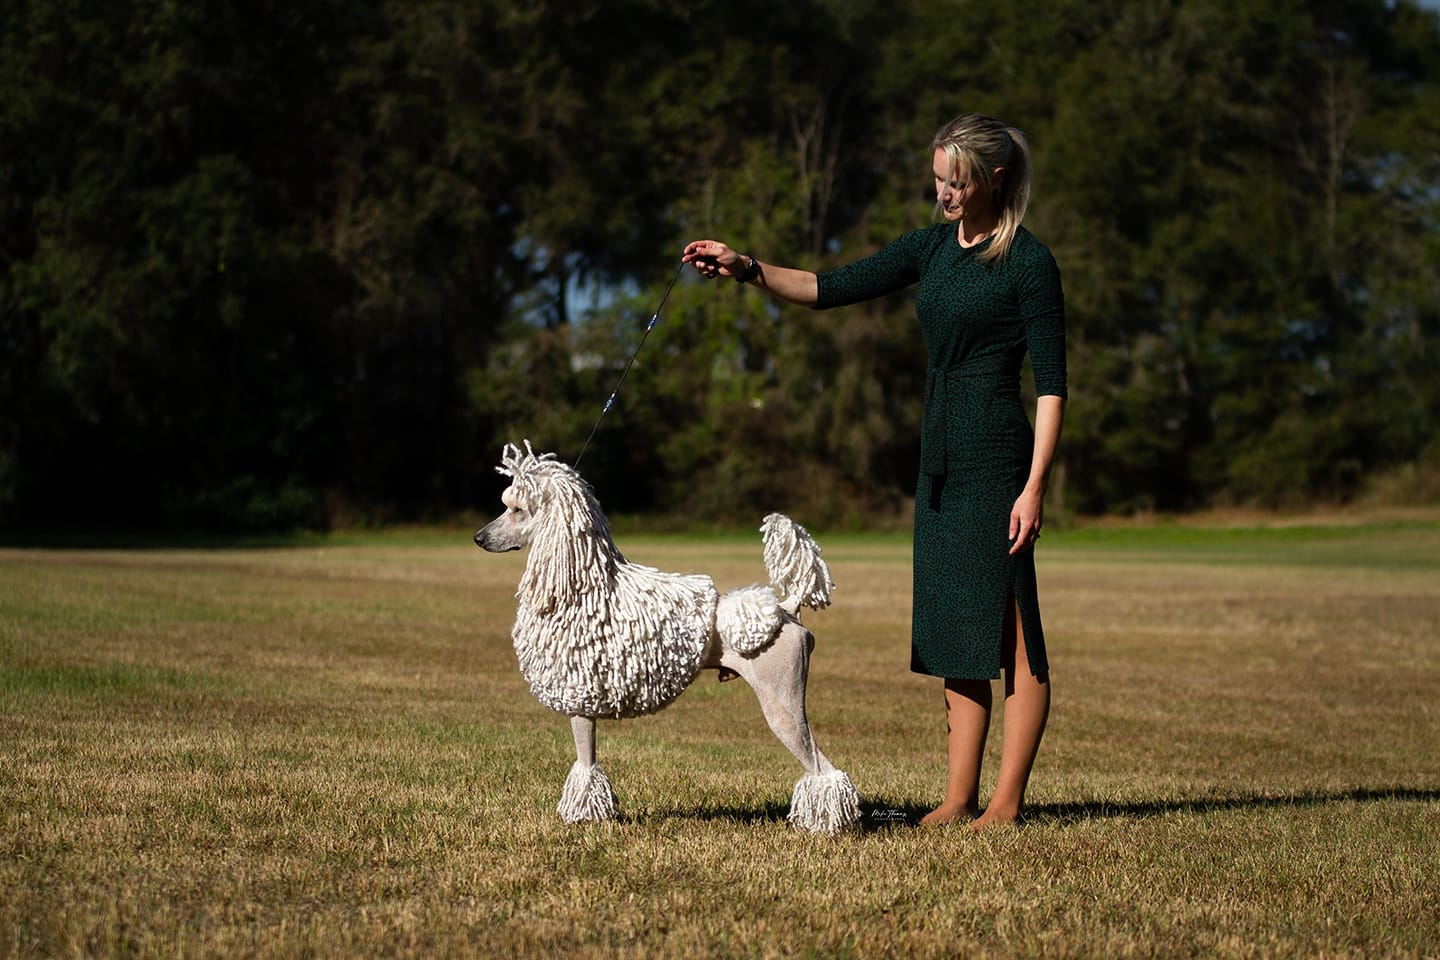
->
xmin=3 ymin=521 xmax=1438 ymax=958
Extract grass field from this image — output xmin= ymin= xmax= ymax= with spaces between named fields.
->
xmin=3 ymin=518 xmax=1439 ymax=958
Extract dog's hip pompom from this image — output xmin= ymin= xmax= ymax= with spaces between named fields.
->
xmin=558 ymin=762 xmax=618 ymax=824
xmin=786 ymin=769 xmax=860 ymax=835
xmin=716 ymin=585 xmax=783 ymax=656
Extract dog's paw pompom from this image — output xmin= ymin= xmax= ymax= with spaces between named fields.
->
xmin=558 ymin=762 xmax=618 ymax=823
xmin=787 ymin=769 xmax=861 ymax=835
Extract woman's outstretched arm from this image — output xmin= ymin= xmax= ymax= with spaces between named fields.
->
xmin=682 ymin=240 xmax=818 ymax=307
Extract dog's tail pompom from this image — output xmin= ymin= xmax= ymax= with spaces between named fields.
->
xmin=761 ymin=513 xmax=834 ymax=614
xmin=787 ymin=769 xmax=861 ymax=836
xmin=557 ymin=761 xmax=618 ymax=824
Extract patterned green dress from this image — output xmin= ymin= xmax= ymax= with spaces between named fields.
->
xmin=815 ymin=223 xmax=1067 ymax=679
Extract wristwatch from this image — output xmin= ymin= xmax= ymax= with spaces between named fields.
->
xmin=735 ymin=255 xmax=761 ymax=284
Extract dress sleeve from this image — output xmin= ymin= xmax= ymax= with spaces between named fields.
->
xmin=1020 ymin=246 xmax=1067 ymax=399
xmin=813 ymin=229 xmax=926 ymax=309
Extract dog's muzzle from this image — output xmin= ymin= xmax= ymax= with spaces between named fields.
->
xmin=474 ymin=522 xmax=521 ymax=553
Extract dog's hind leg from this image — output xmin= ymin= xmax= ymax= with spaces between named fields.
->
xmin=724 ymin=622 xmax=859 ymax=834
xmin=727 ymin=623 xmax=830 ymax=776
xmin=556 ymin=715 xmax=618 ymax=824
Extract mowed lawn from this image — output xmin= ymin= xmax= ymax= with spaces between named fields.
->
xmin=3 ymin=518 xmax=1438 ymax=959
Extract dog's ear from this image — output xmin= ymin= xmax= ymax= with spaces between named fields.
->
xmin=514 ymin=467 xmax=616 ymax=614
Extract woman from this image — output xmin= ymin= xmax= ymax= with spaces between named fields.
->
xmin=682 ymin=112 xmax=1066 ymax=829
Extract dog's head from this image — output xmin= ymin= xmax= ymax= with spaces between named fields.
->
xmin=473 ymin=441 xmax=605 ymax=552
xmin=474 ymin=441 xmax=621 ymax=613
xmin=475 ymin=441 xmax=551 ymax=552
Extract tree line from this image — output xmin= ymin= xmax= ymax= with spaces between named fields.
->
xmin=3 ymin=0 xmax=1438 ymax=533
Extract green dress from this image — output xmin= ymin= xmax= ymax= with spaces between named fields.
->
xmin=815 ymin=223 xmax=1067 ymax=679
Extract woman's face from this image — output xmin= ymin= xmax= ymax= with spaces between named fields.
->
xmin=932 ymin=147 xmax=996 ymax=222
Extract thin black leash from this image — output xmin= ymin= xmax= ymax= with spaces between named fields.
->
xmin=573 ymin=258 xmax=686 ymax=468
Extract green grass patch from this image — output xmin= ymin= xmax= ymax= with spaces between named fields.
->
xmin=2 ymin=526 xmax=1438 ymax=959
xmin=0 ymin=662 xmax=204 ymax=697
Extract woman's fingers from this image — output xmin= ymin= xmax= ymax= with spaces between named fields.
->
xmin=682 ymin=240 xmax=734 ymax=278
xmin=1008 ymin=501 xmax=1043 ymax=554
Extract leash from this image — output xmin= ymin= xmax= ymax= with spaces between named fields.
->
xmin=574 ymin=258 xmax=686 ymax=468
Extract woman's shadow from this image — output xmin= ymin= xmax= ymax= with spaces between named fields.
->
xmin=1018 ymin=786 xmax=1440 ymax=827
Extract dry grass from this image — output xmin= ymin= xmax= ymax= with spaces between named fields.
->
xmin=3 ymin=521 xmax=1439 ymax=959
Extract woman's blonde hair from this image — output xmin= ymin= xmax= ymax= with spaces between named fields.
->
xmin=932 ymin=113 xmax=1031 ymax=263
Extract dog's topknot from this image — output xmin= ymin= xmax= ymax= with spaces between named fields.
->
xmin=497 ymin=440 xmax=586 ymax=513
xmin=498 ymin=439 xmax=557 ymax=479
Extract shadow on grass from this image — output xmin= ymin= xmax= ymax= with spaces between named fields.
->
xmin=653 ymin=800 xmax=794 ymax=828
xmin=654 ymin=799 xmax=932 ymax=833
xmin=1024 ymin=786 xmax=1440 ymax=826
xmin=661 ymin=787 xmax=1440 ymax=832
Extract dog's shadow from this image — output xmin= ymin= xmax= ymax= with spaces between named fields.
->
xmin=656 ymin=786 xmax=1440 ymax=832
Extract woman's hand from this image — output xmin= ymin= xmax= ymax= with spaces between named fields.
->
xmin=682 ymin=240 xmax=744 ymax=280
xmin=1008 ymin=486 xmax=1045 ymax=555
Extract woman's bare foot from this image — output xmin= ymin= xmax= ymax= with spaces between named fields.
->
xmin=919 ymin=804 xmax=978 ymax=825
xmin=969 ymin=806 xmax=1022 ymax=831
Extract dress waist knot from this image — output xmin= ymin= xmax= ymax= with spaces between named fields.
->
xmin=921 ymin=353 xmax=1017 ymax=477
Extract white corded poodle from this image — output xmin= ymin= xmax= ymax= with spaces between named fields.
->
xmin=474 ymin=441 xmax=860 ymax=834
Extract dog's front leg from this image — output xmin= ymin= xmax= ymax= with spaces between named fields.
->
xmin=557 ymin=715 xmax=618 ymax=823
xmin=571 ymin=715 xmax=597 ymax=766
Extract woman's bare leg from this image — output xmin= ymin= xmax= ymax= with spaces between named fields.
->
xmin=973 ymin=600 xmax=1050 ymax=830
xmin=920 ymin=677 xmax=991 ymax=824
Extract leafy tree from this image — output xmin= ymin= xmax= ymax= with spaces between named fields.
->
xmin=3 ymin=0 xmax=1437 ymax=532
